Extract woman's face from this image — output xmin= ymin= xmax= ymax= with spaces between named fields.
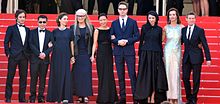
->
xmin=148 ymin=14 xmax=156 ymax=26
xmin=59 ymin=15 xmax=68 ymax=26
xmin=77 ymin=14 xmax=86 ymax=23
xmin=169 ymin=10 xmax=177 ymax=23
xmin=99 ymin=16 xmax=108 ymax=27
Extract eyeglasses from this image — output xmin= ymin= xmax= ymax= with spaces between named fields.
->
xmin=77 ymin=15 xmax=86 ymax=18
xmin=118 ymin=8 xmax=127 ymax=11
xmin=38 ymin=21 xmax=47 ymax=24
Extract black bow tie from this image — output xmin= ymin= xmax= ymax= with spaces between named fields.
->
xmin=18 ymin=24 xmax=25 ymax=27
xmin=39 ymin=30 xmax=45 ymax=32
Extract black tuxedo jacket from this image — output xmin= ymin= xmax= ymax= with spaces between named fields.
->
xmin=181 ymin=25 xmax=211 ymax=64
xmin=29 ymin=28 xmax=53 ymax=64
xmin=4 ymin=24 xmax=30 ymax=60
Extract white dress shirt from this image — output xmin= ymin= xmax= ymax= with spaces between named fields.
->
xmin=186 ymin=24 xmax=195 ymax=40
xmin=38 ymin=28 xmax=46 ymax=52
xmin=119 ymin=15 xmax=128 ymax=28
xmin=17 ymin=24 xmax=26 ymax=45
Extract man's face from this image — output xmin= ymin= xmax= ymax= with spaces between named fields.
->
xmin=118 ymin=4 xmax=128 ymax=16
xmin=38 ymin=18 xmax=47 ymax=29
xmin=186 ymin=15 xmax=196 ymax=26
xmin=17 ymin=13 xmax=26 ymax=24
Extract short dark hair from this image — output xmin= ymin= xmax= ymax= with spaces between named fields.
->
xmin=98 ymin=13 xmax=108 ymax=19
xmin=56 ymin=12 xmax=68 ymax=26
xmin=38 ymin=15 xmax=48 ymax=21
xmin=186 ymin=11 xmax=197 ymax=18
xmin=118 ymin=1 xmax=128 ymax=8
xmin=166 ymin=8 xmax=181 ymax=24
xmin=15 ymin=9 xmax=26 ymax=19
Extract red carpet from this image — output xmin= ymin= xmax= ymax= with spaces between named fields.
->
xmin=0 ymin=14 xmax=220 ymax=103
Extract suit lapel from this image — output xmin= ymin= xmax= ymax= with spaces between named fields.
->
xmin=14 ymin=25 xmax=23 ymax=45
xmin=42 ymin=30 xmax=49 ymax=51
xmin=123 ymin=17 xmax=130 ymax=32
xmin=116 ymin=19 xmax=123 ymax=33
xmin=23 ymin=27 xmax=29 ymax=46
xmin=35 ymin=29 xmax=40 ymax=51
xmin=189 ymin=25 xmax=197 ymax=42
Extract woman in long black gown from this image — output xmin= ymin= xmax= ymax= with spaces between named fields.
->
xmin=134 ymin=11 xmax=168 ymax=104
xmin=47 ymin=12 xmax=74 ymax=103
xmin=70 ymin=9 xmax=94 ymax=103
xmin=91 ymin=13 xmax=118 ymax=104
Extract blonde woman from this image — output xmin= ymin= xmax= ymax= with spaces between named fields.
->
xmin=70 ymin=9 xmax=94 ymax=103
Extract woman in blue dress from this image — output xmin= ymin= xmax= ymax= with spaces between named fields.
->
xmin=70 ymin=9 xmax=94 ymax=103
xmin=47 ymin=12 xmax=74 ymax=103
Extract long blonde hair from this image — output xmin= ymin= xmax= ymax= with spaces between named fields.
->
xmin=74 ymin=9 xmax=93 ymax=36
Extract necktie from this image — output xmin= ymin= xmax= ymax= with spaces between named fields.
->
xmin=40 ymin=30 xmax=45 ymax=32
xmin=187 ymin=27 xmax=191 ymax=40
xmin=122 ymin=19 xmax=125 ymax=30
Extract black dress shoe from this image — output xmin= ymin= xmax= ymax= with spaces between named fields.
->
xmin=5 ymin=98 xmax=11 ymax=103
xmin=191 ymin=100 xmax=197 ymax=104
xmin=19 ymin=99 xmax=28 ymax=103
xmin=186 ymin=100 xmax=191 ymax=104
xmin=117 ymin=98 xmax=126 ymax=104
xmin=133 ymin=100 xmax=138 ymax=104
xmin=29 ymin=99 xmax=35 ymax=103
xmin=38 ymin=98 xmax=45 ymax=103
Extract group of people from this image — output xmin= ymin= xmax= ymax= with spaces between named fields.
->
xmin=4 ymin=1 xmax=212 ymax=104
xmin=1 ymin=0 xmax=220 ymax=16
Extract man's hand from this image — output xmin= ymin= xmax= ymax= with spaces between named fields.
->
xmin=207 ymin=61 xmax=211 ymax=67
xmin=70 ymin=57 xmax=75 ymax=64
xmin=48 ymin=42 xmax=53 ymax=48
xmin=118 ymin=39 xmax=128 ymax=46
xmin=39 ymin=52 xmax=46 ymax=60
xmin=111 ymin=35 xmax=116 ymax=40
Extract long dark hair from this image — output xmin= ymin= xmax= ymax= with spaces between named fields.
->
xmin=166 ymin=8 xmax=181 ymax=24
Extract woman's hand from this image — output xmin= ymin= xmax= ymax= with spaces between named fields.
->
xmin=70 ymin=57 xmax=75 ymax=64
xmin=48 ymin=41 xmax=53 ymax=48
xmin=90 ymin=56 xmax=95 ymax=62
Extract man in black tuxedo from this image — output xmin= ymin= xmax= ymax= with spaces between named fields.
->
xmin=4 ymin=9 xmax=30 ymax=103
xmin=181 ymin=11 xmax=211 ymax=104
xmin=28 ymin=15 xmax=53 ymax=103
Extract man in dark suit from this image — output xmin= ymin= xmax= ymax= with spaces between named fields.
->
xmin=28 ymin=15 xmax=53 ymax=103
xmin=4 ymin=9 xmax=30 ymax=103
xmin=110 ymin=1 xmax=139 ymax=104
xmin=181 ymin=11 xmax=211 ymax=104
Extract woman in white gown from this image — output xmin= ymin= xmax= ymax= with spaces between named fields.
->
xmin=162 ymin=8 xmax=184 ymax=104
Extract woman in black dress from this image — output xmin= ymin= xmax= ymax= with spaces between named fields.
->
xmin=134 ymin=11 xmax=168 ymax=104
xmin=70 ymin=9 xmax=94 ymax=103
xmin=91 ymin=13 xmax=118 ymax=104
xmin=46 ymin=12 xmax=74 ymax=103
